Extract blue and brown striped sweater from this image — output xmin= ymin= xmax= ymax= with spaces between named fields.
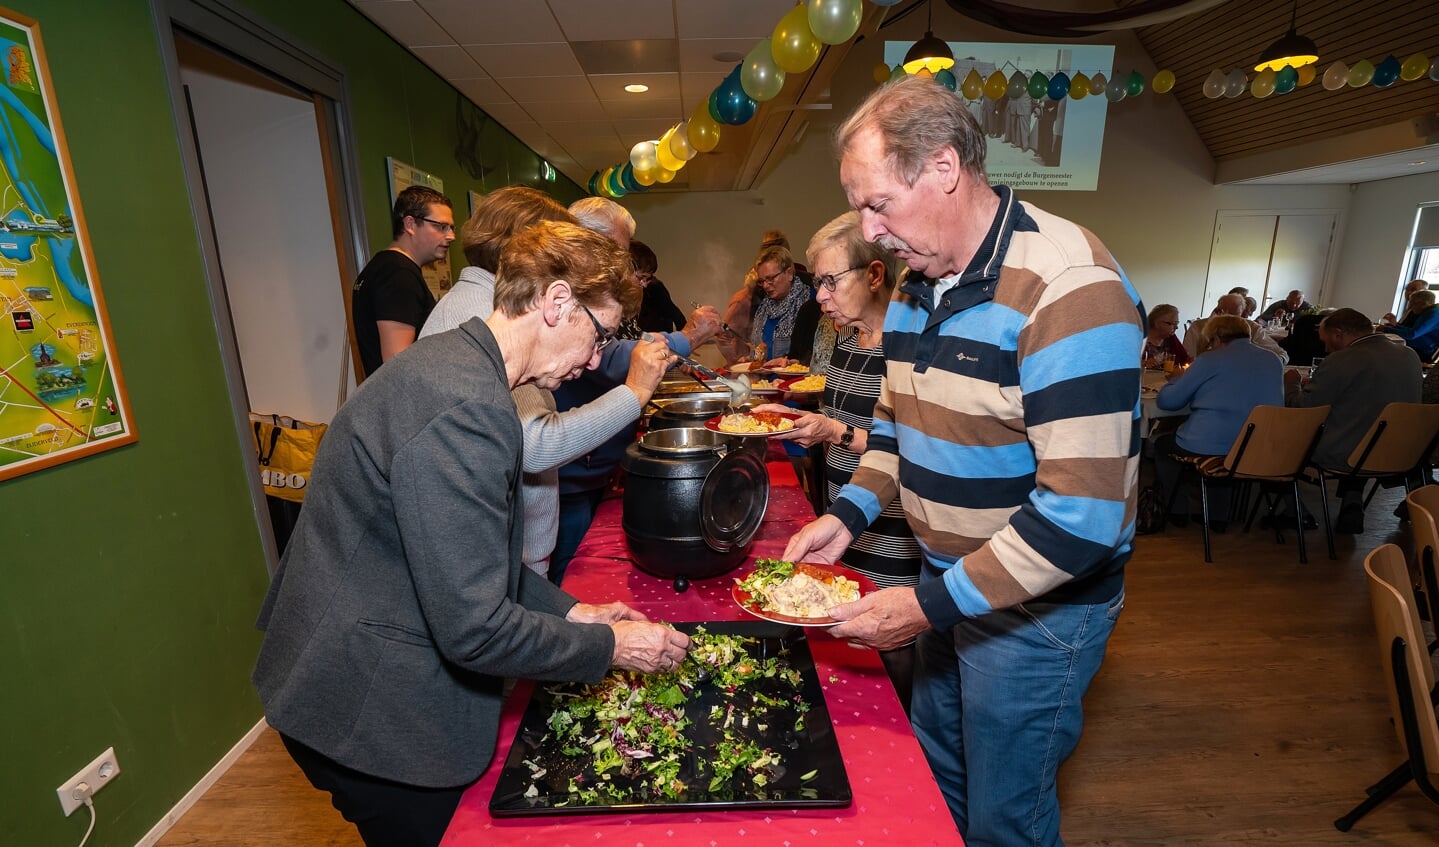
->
xmin=829 ymin=186 xmax=1146 ymax=630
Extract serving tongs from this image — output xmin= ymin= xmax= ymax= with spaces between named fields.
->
xmin=644 ymin=333 xmax=752 ymax=406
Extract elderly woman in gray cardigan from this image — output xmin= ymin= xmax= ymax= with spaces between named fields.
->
xmin=253 ymin=220 xmax=690 ymax=846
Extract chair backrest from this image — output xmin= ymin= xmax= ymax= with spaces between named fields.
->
xmin=1346 ymin=402 xmax=1439 ymax=475
xmin=1364 ymin=544 xmax=1439 ymax=778
xmin=1223 ymin=404 xmax=1330 ymax=478
xmin=1407 ymin=485 xmax=1439 ymax=629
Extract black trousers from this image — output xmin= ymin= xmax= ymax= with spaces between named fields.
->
xmin=280 ymin=733 xmax=466 ymax=847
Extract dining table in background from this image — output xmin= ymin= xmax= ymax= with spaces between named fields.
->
xmin=1141 ymin=368 xmax=1188 ymax=437
xmin=441 ymin=456 xmax=962 ymax=846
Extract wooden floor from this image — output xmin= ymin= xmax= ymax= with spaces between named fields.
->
xmin=158 ymin=485 xmax=1439 ymax=846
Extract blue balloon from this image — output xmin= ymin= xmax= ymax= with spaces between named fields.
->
xmin=620 ymin=162 xmax=641 ymax=193
xmin=1047 ymin=71 xmax=1070 ymax=101
xmin=714 ymin=73 xmax=757 ymax=125
xmin=935 ymin=68 xmax=957 ymax=90
xmin=1373 ymin=55 xmax=1401 ymax=88
xmin=1274 ymin=65 xmax=1298 ymax=94
xmin=587 ymin=171 xmax=601 ymax=196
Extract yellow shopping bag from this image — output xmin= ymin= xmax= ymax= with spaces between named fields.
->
xmin=251 ymin=413 xmax=327 ymax=503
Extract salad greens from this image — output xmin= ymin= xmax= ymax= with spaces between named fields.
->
xmin=736 ymin=557 xmax=796 ymax=597
xmin=522 ymin=626 xmax=812 ymax=806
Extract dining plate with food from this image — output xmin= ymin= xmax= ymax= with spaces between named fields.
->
xmin=705 ymin=410 xmax=800 ymax=436
xmin=780 ymin=374 xmax=825 ymax=396
xmin=732 ymin=558 xmax=876 ymax=626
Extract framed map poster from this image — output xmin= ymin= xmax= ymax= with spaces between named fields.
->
xmin=0 ymin=8 xmax=136 ymax=482
xmin=385 ymin=156 xmax=451 ymax=299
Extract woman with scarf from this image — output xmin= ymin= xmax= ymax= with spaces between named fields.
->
xmin=750 ymin=244 xmax=822 ymax=368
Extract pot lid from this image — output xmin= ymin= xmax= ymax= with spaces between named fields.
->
xmin=699 ymin=446 xmax=769 ymax=553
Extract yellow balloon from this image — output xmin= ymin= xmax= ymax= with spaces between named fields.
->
xmin=773 ymin=4 xmax=821 ymax=74
xmin=915 ymin=68 xmax=932 ymax=78
xmin=984 ymin=70 xmax=1007 ymax=100
xmin=655 ymin=167 xmax=675 ymax=184
xmin=1401 ymin=52 xmax=1430 ymax=82
xmin=669 ymin=122 xmax=698 ymax=162
xmin=633 ymin=167 xmax=656 ymax=186
xmin=655 ymin=134 xmax=683 ymax=171
xmin=1069 ymin=71 xmax=1090 ymax=100
xmin=1296 ymin=63 xmax=1316 ymax=86
xmin=961 ymin=68 xmax=983 ymax=100
xmin=1152 ymin=69 xmax=1175 ymax=94
xmin=597 ymin=167 xmax=616 ymax=198
xmin=689 ymin=104 xmax=721 ymax=153
xmin=873 ymin=62 xmax=892 ymax=84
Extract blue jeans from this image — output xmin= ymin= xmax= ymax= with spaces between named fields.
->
xmin=550 ymin=488 xmax=605 ymax=586
xmin=911 ymin=593 xmax=1124 ymax=847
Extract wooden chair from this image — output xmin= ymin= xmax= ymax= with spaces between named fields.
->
xmin=1334 ymin=544 xmax=1439 ymax=831
xmin=1406 ymin=485 xmax=1439 ymax=652
xmin=1309 ymin=402 xmax=1439 ymax=516
xmin=1178 ymin=404 xmax=1331 ymax=564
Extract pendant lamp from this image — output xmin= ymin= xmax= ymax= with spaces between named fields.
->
xmin=1254 ymin=0 xmax=1317 ymax=73
xmin=902 ymin=1 xmax=955 ymax=75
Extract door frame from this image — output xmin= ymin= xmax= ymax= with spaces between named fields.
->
xmin=152 ymin=0 xmax=371 ymax=574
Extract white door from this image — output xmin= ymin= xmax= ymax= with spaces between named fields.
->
xmin=1266 ymin=214 xmax=1336 ymax=309
xmin=1201 ymin=214 xmax=1275 ymax=317
xmin=1202 ymin=211 xmax=1339 ymax=317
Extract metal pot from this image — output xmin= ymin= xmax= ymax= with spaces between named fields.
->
xmin=620 ymin=427 xmax=769 ymax=592
xmin=646 ymin=395 xmax=749 ymax=431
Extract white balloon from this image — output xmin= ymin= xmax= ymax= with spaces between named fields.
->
xmin=1224 ymin=68 xmax=1246 ymax=98
xmin=1203 ymin=68 xmax=1225 ymax=99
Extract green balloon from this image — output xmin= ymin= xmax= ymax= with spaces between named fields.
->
xmin=1126 ymin=70 xmax=1145 ymax=97
xmin=890 ymin=64 xmax=907 ymax=82
xmin=1027 ymin=71 xmax=1048 ymax=99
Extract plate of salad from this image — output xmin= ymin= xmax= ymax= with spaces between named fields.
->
xmin=732 ymin=558 xmax=876 ymax=627
xmin=488 ymin=620 xmax=852 ymax=816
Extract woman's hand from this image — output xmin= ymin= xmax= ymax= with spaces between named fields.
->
xmin=749 ymin=406 xmax=840 ymax=447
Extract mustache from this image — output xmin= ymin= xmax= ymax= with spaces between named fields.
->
xmin=875 ymin=235 xmax=911 ymax=253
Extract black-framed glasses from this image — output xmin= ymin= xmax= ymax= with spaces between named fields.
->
xmin=579 ymin=303 xmax=616 ymax=353
xmin=815 ymin=266 xmax=868 ymax=291
xmin=757 ymin=267 xmax=792 ymax=286
xmin=418 ymin=216 xmax=455 ymax=234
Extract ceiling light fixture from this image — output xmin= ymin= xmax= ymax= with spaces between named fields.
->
xmin=1254 ymin=0 xmax=1317 ymax=73
xmin=902 ymin=0 xmax=955 ymax=75
xmin=624 ymin=83 xmax=649 ymax=94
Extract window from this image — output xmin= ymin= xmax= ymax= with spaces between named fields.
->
xmin=1399 ymin=204 xmax=1439 ymax=310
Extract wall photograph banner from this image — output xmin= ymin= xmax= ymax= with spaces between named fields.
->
xmin=0 ymin=8 xmax=137 ymax=482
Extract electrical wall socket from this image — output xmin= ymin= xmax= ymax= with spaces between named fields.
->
xmin=56 ymin=747 xmax=121 ymax=816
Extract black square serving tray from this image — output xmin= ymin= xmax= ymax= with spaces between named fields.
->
xmin=488 ymin=620 xmax=852 ymax=816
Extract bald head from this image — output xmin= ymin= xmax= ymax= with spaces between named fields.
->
xmin=1216 ymin=293 xmax=1245 ymax=316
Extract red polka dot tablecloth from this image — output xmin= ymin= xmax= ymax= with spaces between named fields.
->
xmin=443 ymin=462 xmax=962 ymax=846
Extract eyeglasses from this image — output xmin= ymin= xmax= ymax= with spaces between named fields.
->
xmin=579 ymin=303 xmax=616 ymax=353
xmin=756 ymin=267 xmax=792 ymax=286
xmin=418 ymin=216 xmax=455 ymax=234
xmin=815 ymin=266 xmax=869 ymax=291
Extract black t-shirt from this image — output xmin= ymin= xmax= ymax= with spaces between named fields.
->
xmin=351 ymin=249 xmax=434 ymax=377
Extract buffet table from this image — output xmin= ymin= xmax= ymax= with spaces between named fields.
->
xmin=442 ymin=459 xmax=962 ymax=846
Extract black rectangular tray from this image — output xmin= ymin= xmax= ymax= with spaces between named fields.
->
xmin=488 ymin=620 xmax=852 ymax=816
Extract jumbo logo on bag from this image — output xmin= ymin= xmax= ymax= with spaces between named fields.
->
xmin=252 ymin=413 xmax=327 ymax=503
xmin=260 ymin=469 xmax=308 ymax=491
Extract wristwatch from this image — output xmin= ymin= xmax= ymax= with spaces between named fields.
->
xmin=838 ymin=424 xmax=855 ymax=449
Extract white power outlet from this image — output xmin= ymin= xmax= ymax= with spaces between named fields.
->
xmin=56 ymin=747 xmax=121 ymax=816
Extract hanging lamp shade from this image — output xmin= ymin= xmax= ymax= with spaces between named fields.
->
xmin=903 ymin=32 xmax=955 ymax=74
xmin=1254 ymin=27 xmax=1318 ymax=72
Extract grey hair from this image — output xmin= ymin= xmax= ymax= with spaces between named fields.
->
xmin=807 ymin=211 xmax=902 ymax=292
xmin=835 ymin=75 xmax=987 ymax=186
xmin=568 ymin=196 xmax=636 ymax=240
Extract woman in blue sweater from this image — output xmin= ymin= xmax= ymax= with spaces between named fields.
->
xmin=1153 ymin=315 xmax=1284 ymax=529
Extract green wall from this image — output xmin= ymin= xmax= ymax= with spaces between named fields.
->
xmin=0 ymin=1 xmax=578 ymax=844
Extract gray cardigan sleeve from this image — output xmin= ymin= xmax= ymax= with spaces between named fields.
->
xmin=514 ymin=383 xmax=641 ymax=474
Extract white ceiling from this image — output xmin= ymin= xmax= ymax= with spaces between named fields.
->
xmin=348 ymin=0 xmax=802 ymax=188
xmin=1230 ymin=143 xmax=1439 ymax=186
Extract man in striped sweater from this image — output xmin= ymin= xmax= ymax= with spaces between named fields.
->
xmin=784 ymin=76 xmax=1145 ymax=847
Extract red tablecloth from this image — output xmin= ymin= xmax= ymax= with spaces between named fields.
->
xmin=443 ymin=461 xmax=961 ymax=846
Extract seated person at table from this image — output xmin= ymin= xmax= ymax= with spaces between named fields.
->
xmin=1381 ymin=278 xmax=1430 ymax=326
xmin=1184 ymin=293 xmax=1288 ymax=363
xmin=749 ymin=245 xmax=822 ymax=369
xmin=1243 ymin=295 xmax=1258 ymax=320
xmin=755 ymin=211 xmax=922 ymax=712
xmin=1141 ymin=303 xmax=1191 ymax=368
xmin=1278 ymin=308 xmax=1333 ymax=366
xmin=1153 ymin=316 xmax=1283 ymax=529
xmin=1381 ymin=289 xmax=1439 ymax=362
xmin=253 ymin=221 xmax=691 ymax=846
xmin=1258 ymin=288 xmax=1312 ymax=322
xmin=1285 ymin=308 xmax=1423 ymax=533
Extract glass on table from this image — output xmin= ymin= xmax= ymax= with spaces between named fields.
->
xmin=1308 ymin=356 xmax=1324 ymax=380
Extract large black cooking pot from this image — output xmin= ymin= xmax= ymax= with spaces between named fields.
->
xmin=620 ymin=427 xmax=769 ymax=592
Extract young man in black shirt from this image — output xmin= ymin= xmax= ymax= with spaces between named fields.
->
xmin=352 ymin=185 xmax=454 ymax=377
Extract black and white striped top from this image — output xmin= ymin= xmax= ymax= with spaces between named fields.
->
xmin=823 ymin=333 xmax=921 ymax=589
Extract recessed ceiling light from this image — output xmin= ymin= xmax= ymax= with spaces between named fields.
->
xmin=1408 ymin=160 xmax=1427 ymax=166
xmin=624 ymin=83 xmax=649 ymax=94
xmin=713 ymin=51 xmax=744 ymax=63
